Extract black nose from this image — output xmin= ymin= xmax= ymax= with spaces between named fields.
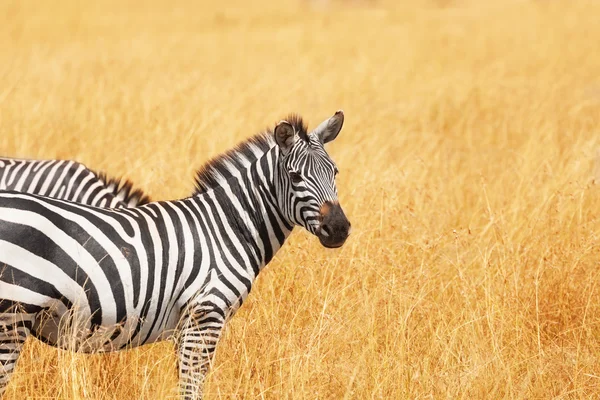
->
xmin=318 ymin=201 xmax=351 ymax=248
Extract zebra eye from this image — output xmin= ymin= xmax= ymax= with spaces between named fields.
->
xmin=289 ymin=171 xmax=303 ymax=184
xmin=334 ymin=167 xmax=339 ymax=176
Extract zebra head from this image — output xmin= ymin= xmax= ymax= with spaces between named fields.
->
xmin=274 ymin=111 xmax=351 ymax=248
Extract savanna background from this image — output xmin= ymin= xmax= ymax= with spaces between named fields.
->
xmin=1 ymin=0 xmax=600 ymax=398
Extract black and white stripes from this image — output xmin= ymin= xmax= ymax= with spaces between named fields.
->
xmin=0 ymin=157 xmax=149 ymax=208
xmin=0 ymin=111 xmax=350 ymax=399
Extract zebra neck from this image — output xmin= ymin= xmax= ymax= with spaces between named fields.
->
xmin=240 ymin=149 xmax=294 ymax=271
xmin=192 ymin=148 xmax=293 ymax=276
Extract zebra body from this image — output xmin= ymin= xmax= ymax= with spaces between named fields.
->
xmin=0 ymin=111 xmax=350 ymax=399
xmin=0 ymin=157 xmax=149 ymax=208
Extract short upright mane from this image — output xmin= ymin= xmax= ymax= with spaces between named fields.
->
xmin=193 ymin=114 xmax=308 ymax=195
xmin=95 ymin=171 xmax=151 ymax=207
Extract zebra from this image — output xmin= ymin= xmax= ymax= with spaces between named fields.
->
xmin=0 ymin=157 xmax=150 ymax=208
xmin=0 ymin=110 xmax=351 ymax=399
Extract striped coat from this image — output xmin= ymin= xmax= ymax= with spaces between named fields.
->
xmin=0 ymin=111 xmax=350 ymax=399
xmin=0 ymin=157 xmax=149 ymax=207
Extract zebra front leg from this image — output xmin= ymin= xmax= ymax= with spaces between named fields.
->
xmin=0 ymin=313 xmax=34 ymax=398
xmin=177 ymin=301 xmax=226 ymax=400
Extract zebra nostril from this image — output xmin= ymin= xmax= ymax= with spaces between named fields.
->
xmin=320 ymin=224 xmax=332 ymax=237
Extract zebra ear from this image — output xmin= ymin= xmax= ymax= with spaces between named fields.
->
xmin=313 ymin=110 xmax=344 ymax=144
xmin=274 ymin=120 xmax=295 ymax=153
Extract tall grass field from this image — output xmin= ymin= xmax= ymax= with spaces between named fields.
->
xmin=2 ymin=0 xmax=600 ymax=398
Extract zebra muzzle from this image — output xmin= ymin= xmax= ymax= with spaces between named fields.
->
xmin=317 ymin=201 xmax=351 ymax=248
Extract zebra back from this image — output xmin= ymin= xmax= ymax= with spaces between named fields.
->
xmin=0 ymin=157 xmax=150 ymax=208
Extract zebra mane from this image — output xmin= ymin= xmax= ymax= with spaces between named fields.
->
xmin=95 ymin=171 xmax=151 ymax=207
xmin=193 ymin=114 xmax=308 ymax=195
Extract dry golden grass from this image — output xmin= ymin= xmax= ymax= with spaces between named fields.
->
xmin=2 ymin=0 xmax=600 ymax=398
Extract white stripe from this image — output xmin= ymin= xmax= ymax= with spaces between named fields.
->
xmin=38 ymin=161 xmax=64 ymax=196
xmin=71 ymin=173 xmax=94 ymax=202
xmin=5 ymin=161 xmax=25 ymax=187
xmin=48 ymin=161 xmax=74 ymax=198
xmin=0 ymin=159 xmax=15 ymax=189
xmin=27 ymin=161 xmax=54 ymax=193
xmin=0 ymin=251 xmax=76 ymax=318
xmin=152 ymin=206 xmax=179 ymax=330
xmin=13 ymin=162 xmax=36 ymax=192
xmin=81 ymin=180 xmax=105 ymax=205
xmin=64 ymin=164 xmax=86 ymax=200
